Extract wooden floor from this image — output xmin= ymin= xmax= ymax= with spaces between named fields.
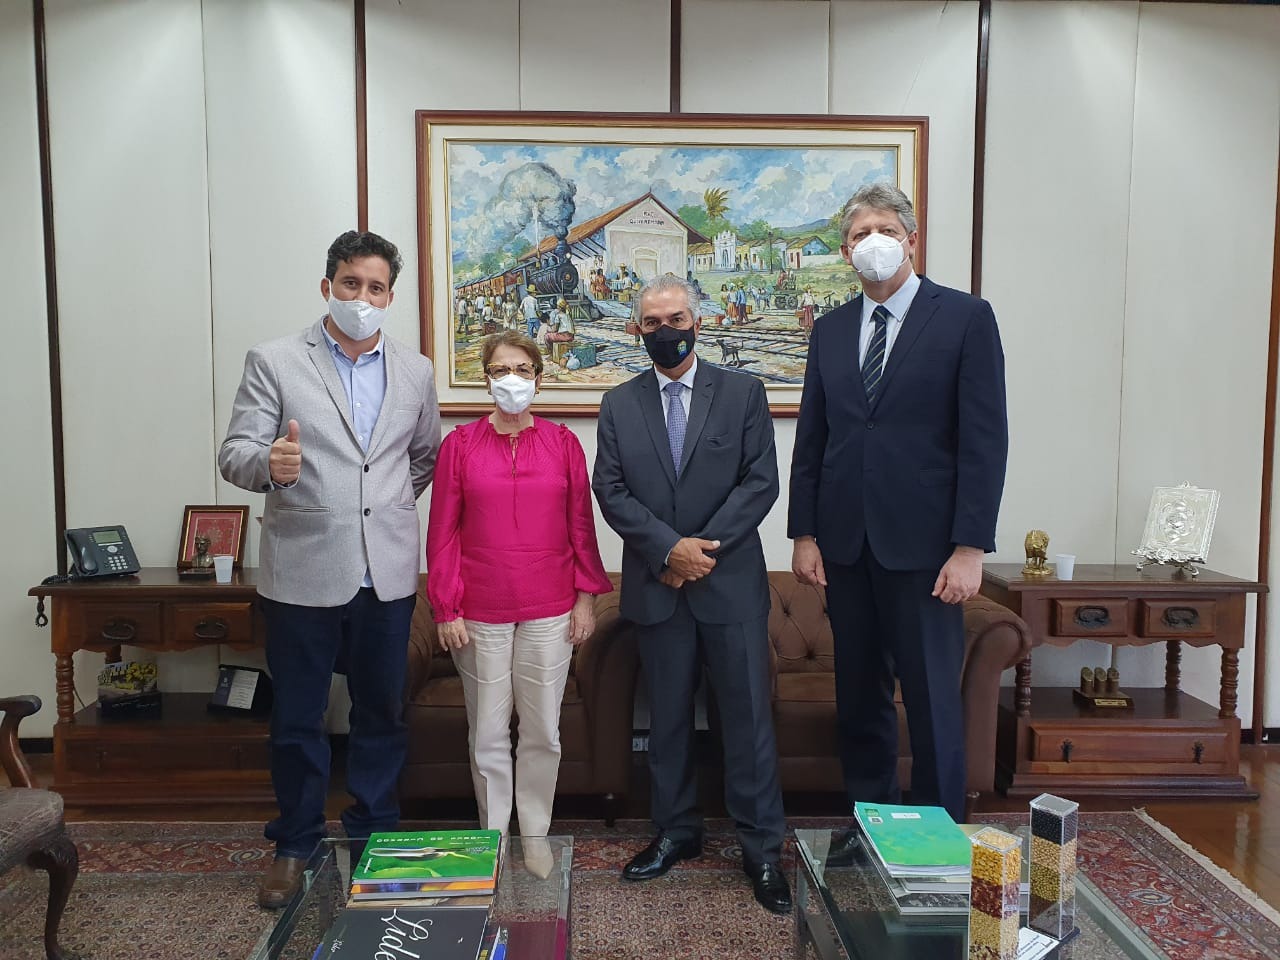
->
xmin=25 ymin=743 xmax=1280 ymax=910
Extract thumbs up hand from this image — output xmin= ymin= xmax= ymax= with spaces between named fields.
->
xmin=270 ymin=419 xmax=302 ymax=485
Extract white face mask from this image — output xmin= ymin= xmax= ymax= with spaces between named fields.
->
xmin=327 ymin=282 xmax=387 ymax=341
xmin=849 ymin=232 xmax=908 ymax=283
xmin=490 ymin=373 xmax=537 ymax=414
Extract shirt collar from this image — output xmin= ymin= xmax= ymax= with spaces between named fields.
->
xmin=654 ymin=355 xmax=699 ymax=393
xmin=321 ymin=318 xmax=384 ymax=363
xmin=862 ymin=271 xmax=921 ymax=325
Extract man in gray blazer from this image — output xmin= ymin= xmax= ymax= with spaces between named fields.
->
xmin=219 ymin=231 xmax=441 ymax=908
xmin=593 ymin=275 xmax=790 ymax=914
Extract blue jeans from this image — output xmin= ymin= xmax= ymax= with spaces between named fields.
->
xmin=261 ymin=588 xmax=415 ymax=858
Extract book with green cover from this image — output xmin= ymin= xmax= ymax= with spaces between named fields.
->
xmin=853 ymin=802 xmax=970 ymax=877
xmin=352 ymin=830 xmax=501 ymax=888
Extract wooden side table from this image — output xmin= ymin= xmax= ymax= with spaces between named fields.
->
xmin=981 ymin=563 xmax=1264 ymax=800
xmin=29 ymin=568 xmax=273 ymax=807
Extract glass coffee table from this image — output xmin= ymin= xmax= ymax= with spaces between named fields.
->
xmin=794 ymin=827 xmax=1165 ymax=960
xmin=246 ymin=835 xmax=573 ymax=960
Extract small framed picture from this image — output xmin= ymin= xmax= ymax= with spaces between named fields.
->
xmin=177 ymin=505 xmax=249 ymax=571
xmin=1134 ymin=483 xmax=1220 ymax=566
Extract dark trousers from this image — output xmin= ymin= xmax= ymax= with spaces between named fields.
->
xmin=826 ymin=547 xmax=967 ymax=822
xmin=635 ymin=594 xmax=785 ymax=866
xmin=261 ymin=588 xmax=415 ymax=858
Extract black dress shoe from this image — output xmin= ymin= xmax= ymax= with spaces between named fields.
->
xmin=744 ymin=861 xmax=793 ymax=914
xmin=825 ymin=827 xmax=862 ymax=867
xmin=622 ymin=833 xmax=703 ymax=881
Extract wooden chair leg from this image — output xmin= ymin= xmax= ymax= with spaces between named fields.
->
xmin=603 ymin=792 xmax=618 ymax=828
xmin=27 ymin=831 xmax=78 ymax=960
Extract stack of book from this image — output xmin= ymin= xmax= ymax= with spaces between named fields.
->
xmin=312 ymin=829 xmax=506 ymax=960
xmin=850 ymin=803 xmax=1034 ymax=918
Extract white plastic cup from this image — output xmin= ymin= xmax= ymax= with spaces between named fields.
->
xmin=1055 ymin=554 xmax=1076 ymax=581
xmin=213 ymin=555 xmax=234 ymax=584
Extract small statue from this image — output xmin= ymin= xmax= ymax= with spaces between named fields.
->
xmin=193 ymin=535 xmax=212 ymax=568
xmin=1022 ymin=529 xmax=1051 ymax=577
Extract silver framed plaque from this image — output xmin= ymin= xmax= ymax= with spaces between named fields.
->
xmin=1132 ymin=482 xmax=1220 ymax=575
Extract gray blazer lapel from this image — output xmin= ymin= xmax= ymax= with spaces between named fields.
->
xmin=639 ymin=374 xmax=678 ymax=488
xmin=365 ymin=336 xmax=399 ymax=456
xmin=306 ymin=322 xmax=360 ymax=446
xmin=871 ymin=279 xmax=939 ymax=413
xmin=678 ymin=360 xmax=716 ymax=478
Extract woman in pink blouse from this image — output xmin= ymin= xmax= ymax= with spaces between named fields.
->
xmin=426 ymin=330 xmax=612 ymax=842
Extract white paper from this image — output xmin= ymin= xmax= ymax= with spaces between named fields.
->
xmin=1013 ymin=927 xmax=1060 ymax=960
xmin=226 ymin=670 xmax=258 ymax=710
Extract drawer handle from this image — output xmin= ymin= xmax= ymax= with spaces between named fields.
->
xmin=1163 ymin=606 xmax=1200 ymax=630
xmin=194 ymin=617 xmax=229 ymax=642
xmin=1061 ymin=739 xmax=1073 ymax=762
xmin=101 ymin=619 xmax=136 ymax=643
xmin=1193 ymin=741 xmax=1204 ymax=764
xmin=1074 ymin=606 xmax=1111 ymax=629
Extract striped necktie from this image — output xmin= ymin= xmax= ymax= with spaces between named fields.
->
xmin=664 ymin=380 xmax=687 ymax=476
xmin=862 ymin=304 xmax=890 ymax=403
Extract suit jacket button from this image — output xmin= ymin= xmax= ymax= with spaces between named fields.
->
xmin=363 ymin=508 xmax=371 ymax=516
xmin=866 ymin=420 xmax=875 ymax=429
xmin=261 ymin=483 xmax=270 ymax=491
xmin=363 ymin=464 xmax=370 ymax=473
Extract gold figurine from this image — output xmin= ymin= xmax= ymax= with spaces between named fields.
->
xmin=1022 ymin=530 xmax=1051 ymax=577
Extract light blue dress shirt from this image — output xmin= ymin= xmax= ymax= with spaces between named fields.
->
xmin=858 ymin=271 xmax=922 ymax=365
xmin=322 ymin=320 xmax=387 ymax=587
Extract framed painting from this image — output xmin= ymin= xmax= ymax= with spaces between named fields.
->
xmin=417 ymin=110 xmax=928 ymax=415
xmin=176 ymin=504 xmax=249 ymax=571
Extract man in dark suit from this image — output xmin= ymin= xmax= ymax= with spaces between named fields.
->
xmin=593 ymin=275 xmax=791 ymax=914
xmin=789 ymin=183 xmax=1008 ymax=826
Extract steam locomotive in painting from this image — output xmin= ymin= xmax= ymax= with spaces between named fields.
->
xmin=455 ymin=239 xmax=599 ymax=318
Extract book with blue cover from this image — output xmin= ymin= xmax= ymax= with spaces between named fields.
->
xmin=853 ymin=802 xmax=971 ymax=877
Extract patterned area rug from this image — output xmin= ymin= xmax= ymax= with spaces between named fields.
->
xmin=0 ymin=812 xmax=1277 ymax=959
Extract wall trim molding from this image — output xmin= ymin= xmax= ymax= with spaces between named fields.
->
xmin=670 ymin=0 xmax=682 ymax=114
xmin=354 ymin=0 xmax=368 ymax=231
xmin=971 ymin=0 xmax=991 ymax=298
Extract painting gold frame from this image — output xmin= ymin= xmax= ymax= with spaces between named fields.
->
xmin=416 ymin=110 xmax=928 ymax=416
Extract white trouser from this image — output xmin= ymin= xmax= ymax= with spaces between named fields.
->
xmin=451 ymin=612 xmax=572 ymax=837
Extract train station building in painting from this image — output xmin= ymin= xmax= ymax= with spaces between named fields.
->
xmin=519 ymin=191 xmax=708 ymax=283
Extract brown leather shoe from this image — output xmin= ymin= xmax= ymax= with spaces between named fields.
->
xmin=257 ymin=855 xmax=307 ymax=909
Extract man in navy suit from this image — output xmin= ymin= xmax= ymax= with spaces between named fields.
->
xmin=788 ymin=183 xmax=1008 ymax=825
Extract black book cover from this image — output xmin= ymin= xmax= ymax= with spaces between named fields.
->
xmin=314 ymin=906 xmax=489 ymax=960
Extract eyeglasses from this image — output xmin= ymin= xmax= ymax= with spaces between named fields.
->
xmin=638 ymin=316 xmax=695 ymax=334
xmin=485 ymin=363 xmax=538 ymax=380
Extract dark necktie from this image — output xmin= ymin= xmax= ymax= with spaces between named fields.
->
xmin=862 ymin=304 xmax=890 ymax=403
xmin=664 ymin=381 xmax=687 ymax=476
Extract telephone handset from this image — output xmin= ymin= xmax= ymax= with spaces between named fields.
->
xmin=64 ymin=526 xmax=141 ymax=578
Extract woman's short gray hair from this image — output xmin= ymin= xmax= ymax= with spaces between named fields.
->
xmin=631 ymin=274 xmax=700 ymax=323
xmin=838 ymin=182 xmax=917 ymax=243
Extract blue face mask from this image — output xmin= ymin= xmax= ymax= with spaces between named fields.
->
xmin=642 ymin=324 xmax=696 ymax=370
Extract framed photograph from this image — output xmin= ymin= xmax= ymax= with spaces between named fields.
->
xmin=177 ymin=505 xmax=249 ymax=571
xmin=1133 ymin=483 xmax=1221 ymax=566
xmin=417 ymin=110 xmax=928 ymax=415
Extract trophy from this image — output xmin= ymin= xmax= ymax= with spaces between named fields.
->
xmin=1022 ymin=530 xmax=1051 ymax=577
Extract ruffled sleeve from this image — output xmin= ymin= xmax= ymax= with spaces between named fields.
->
xmin=562 ymin=425 xmax=613 ymax=595
xmin=425 ymin=427 xmax=467 ymax=621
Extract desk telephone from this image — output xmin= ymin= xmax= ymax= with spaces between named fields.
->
xmin=62 ymin=526 xmax=141 ymax=579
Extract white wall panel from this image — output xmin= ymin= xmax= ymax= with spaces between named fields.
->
xmin=984 ymin=1 xmax=1141 ymax=685
xmin=682 ymin=0 xmax=829 ymax=115
xmin=830 ymin=0 xmax=977 ymax=291
xmin=44 ymin=0 xmax=217 ymax=695
xmin=203 ymin=0 xmax=359 ymax=569
xmin=0 ymin=0 xmax=60 ymax=737
xmin=1120 ymin=3 xmax=1280 ymax=719
xmin=521 ymin=0 xmax=669 ymax=113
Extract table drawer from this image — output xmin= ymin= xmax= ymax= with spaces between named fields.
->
xmin=170 ymin=602 xmax=255 ymax=647
xmin=1138 ymin=600 xmax=1216 ymax=638
xmin=1029 ymin=725 xmax=1228 ymax=765
xmin=65 ymin=736 xmax=270 ymax=776
xmin=78 ymin=602 xmax=162 ymax=650
xmin=1050 ymin=598 xmax=1129 ymax=637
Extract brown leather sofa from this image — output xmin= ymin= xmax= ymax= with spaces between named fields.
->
xmin=400 ymin=574 xmax=638 ymax=824
xmin=400 ymin=571 xmax=1029 ymax=823
xmin=758 ymin=573 xmax=1031 ymax=817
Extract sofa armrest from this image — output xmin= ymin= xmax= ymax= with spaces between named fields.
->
xmin=405 ymin=591 xmax=439 ymax=697
xmin=0 ymin=694 xmax=41 ymax=788
xmin=960 ymin=597 xmax=1032 ymax=793
xmin=574 ymin=593 xmax=640 ymax=794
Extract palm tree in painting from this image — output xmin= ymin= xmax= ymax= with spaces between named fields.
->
xmin=703 ymin=187 xmax=730 ymax=222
